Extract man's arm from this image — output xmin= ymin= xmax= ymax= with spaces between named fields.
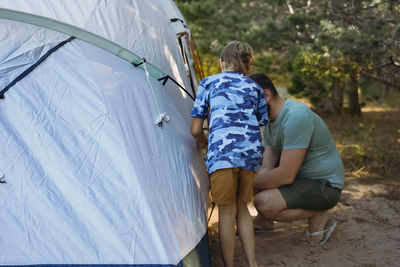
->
xmin=190 ymin=117 xmax=207 ymax=149
xmin=258 ymin=146 xmax=278 ymax=171
xmin=254 ymin=148 xmax=306 ymax=190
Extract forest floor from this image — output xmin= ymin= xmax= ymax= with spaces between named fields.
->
xmin=207 ymin=110 xmax=400 ymax=266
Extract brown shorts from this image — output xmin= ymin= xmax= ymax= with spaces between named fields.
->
xmin=209 ymin=168 xmax=256 ymax=205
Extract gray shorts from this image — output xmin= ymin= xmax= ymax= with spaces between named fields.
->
xmin=278 ymin=178 xmax=342 ymax=210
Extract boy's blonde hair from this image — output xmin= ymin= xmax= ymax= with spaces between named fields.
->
xmin=220 ymin=41 xmax=254 ymax=74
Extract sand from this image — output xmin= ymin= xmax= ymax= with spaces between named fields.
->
xmin=207 ymin=175 xmax=400 ymax=266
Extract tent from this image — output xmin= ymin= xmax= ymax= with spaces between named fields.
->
xmin=0 ymin=1 xmax=210 ymax=266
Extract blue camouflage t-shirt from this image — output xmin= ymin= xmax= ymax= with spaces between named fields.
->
xmin=190 ymin=71 xmax=269 ymax=174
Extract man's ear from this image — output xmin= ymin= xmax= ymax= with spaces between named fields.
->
xmin=263 ymin=89 xmax=273 ymax=102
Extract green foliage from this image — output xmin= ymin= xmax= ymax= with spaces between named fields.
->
xmin=176 ymin=0 xmax=400 ymax=114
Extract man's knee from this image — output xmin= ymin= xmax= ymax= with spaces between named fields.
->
xmin=254 ymin=193 xmax=275 ymax=217
xmin=254 ymin=189 xmax=286 ymax=218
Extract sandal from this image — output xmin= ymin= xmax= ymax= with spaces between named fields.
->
xmin=305 ymin=219 xmax=337 ymax=245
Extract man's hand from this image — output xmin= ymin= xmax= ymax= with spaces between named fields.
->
xmin=260 ymin=146 xmax=278 ymax=171
xmin=255 ymin=148 xmax=307 ymax=190
xmin=254 ymin=146 xmax=278 ymax=191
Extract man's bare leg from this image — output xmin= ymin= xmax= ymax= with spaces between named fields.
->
xmin=253 ymin=146 xmax=278 ymax=230
xmin=254 ymin=189 xmax=330 ymax=243
xmin=305 ymin=210 xmax=330 ymax=243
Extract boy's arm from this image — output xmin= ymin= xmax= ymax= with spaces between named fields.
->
xmin=191 ymin=117 xmax=208 ymax=149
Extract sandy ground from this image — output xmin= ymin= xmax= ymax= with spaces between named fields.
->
xmin=207 ymin=175 xmax=400 ymax=266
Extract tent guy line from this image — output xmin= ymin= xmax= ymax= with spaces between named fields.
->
xmin=0 ymin=37 xmax=75 ymax=99
xmin=0 ymin=8 xmax=195 ymax=101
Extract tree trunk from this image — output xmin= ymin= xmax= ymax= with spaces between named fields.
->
xmin=323 ymin=81 xmax=344 ymax=115
xmin=331 ymin=80 xmax=344 ymax=115
xmin=383 ymin=84 xmax=388 ymax=99
xmin=348 ymin=74 xmax=362 ymax=116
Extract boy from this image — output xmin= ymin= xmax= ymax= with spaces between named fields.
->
xmin=190 ymin=41 xmax=268 ymax=267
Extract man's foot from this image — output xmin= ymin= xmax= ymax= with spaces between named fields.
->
xmin=304 ymin=210 xmax=330 ymax=244
xmin=253 ymin=214 xmax=274 ymax=231
xmin=304 ymin=219 xmax=337 ymax=245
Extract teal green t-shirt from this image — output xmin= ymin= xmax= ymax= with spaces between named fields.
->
xmin=262 ymin=99 xmax=345 ymax=189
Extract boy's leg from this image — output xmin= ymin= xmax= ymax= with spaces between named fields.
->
xmin=218 ymin=203 xmax=237 ymax=267
xmin=237 ymin=200 xmax=257 ymax=267
xmin=237 ymin=169 xmax=257 ymax=267
xmin=210 ymin=168 xmax=239 ymax=267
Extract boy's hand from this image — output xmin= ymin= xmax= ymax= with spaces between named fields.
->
xmin=191 ymin=117 xmax=208 ymax=150
xmin=197 ymin=138 xmax=208 ymax=149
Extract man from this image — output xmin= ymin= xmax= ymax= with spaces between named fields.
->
xmin=248 ymin=73 xmax=345 ymax=245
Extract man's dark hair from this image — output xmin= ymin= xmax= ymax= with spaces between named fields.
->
xmin=248 ymin=73 xmax=278 ymax=97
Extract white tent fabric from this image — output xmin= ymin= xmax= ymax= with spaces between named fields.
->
xmin=1 ymin=0 xmax=197 ymax=123
xmin=0 ymin=0 xmax=209 ymax=265
xmin=0 ymin=19 xmax=69 ymax=90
